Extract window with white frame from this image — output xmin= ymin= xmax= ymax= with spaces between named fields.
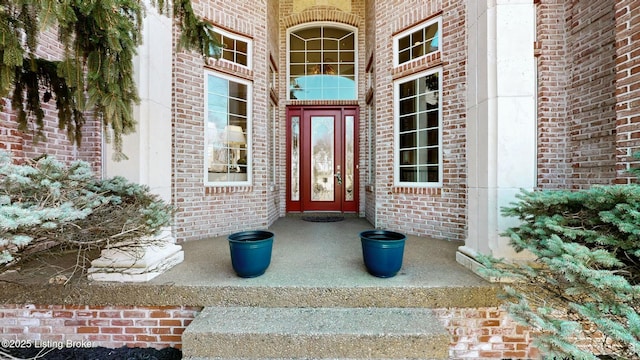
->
xmin=394 ymin=69 xmax=441 ymax=186
xmin=205 ymin=72 xmax=252 ymax=184
xmin=393 ymin=18 xmax=440 ymax=66
xmin=288 ymin=24 xmax=356 ymax=100
xmin=212 ymin=28 xmax=252 ymax=69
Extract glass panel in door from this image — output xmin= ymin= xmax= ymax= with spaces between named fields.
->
xmin=301 ymin=110 xmax=342 ymax=211
xmin=311 ymin=116 xmax=335 ymax=201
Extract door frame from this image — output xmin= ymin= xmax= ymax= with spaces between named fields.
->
xmin=286 ymin=105 xmax=359 ymax=213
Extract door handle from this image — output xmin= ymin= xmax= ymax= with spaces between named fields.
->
xmin=334 ymin=170 xmax=343 ymax=185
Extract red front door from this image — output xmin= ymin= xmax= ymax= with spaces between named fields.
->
xmin=287 ymin=106 xmax=359 ymax=213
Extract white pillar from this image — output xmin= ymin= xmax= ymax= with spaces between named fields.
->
xmin=458 ymin=0 xmax=536 ymax=270
xmin=89 ymin=3 xmax=183 ymax=282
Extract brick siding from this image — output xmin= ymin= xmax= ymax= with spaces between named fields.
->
xmin=536 ymin=0 xmax=618 ymax=189
xmin=614 ymin=0 xmax=640 ymax=183
xmin=0 ymin=28 xmax=102 ymax=171
xmin=536 ymin=0 xmax=572 ymax=188
xmin=0 ymin=305 xmax=200 ymax=349
xmin=433 ymin=307 xmax=540 ymax=360
xmin=172 ymin=0 xmax=275 ymax=241
xmin=370 ymin=0 xmax=468 ymax=241
xmin=566 ymin=0 xmax=617 ymax=188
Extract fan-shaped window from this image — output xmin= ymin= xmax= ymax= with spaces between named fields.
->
xmin=288 ymin=24 xmax=356 ymax=100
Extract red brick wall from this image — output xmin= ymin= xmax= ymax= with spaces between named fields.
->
xmin=0 ymin=28 xmax=102 ymax=171
xmin=536 ymin=0 xmax=617 ymax=189
xmin=536 ymin=1 xmax=572 ymax=189
xmin=614 ymin=0 xmax=640 ymax=183
xmin=172 ymin=0 xmax=274 ymax=241
xmin=0 ymin=305 xmax=200 ymax=349
xmin=433 ymin=307 xmax=540 ymax=360
xmin=566 ymin=0 xmax=617 ymax=188
xmin=372 ymin=0 xmax=467 ymax=241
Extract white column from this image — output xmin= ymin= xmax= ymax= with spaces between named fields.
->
xmin=458 ymin=0 xmax=536 ymax=271
xmin=89 ymin=3 xmax=183 ymax=282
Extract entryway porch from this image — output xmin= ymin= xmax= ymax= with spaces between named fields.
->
xmin=157 ymin=216 xmax=492 ymax=301
xmin=0 ymin=216 xmax=506 ymax=359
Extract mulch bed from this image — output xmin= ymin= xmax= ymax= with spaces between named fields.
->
xmin=0 ymin=346 xmax=181 ymax=360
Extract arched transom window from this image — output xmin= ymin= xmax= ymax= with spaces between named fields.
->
xmin=288 ymin=24 xmax=356 ymax=100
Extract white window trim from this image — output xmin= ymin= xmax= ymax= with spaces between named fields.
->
xmin=213 ymin=26 xmax=253 ymax=70
xmin=393 ymin=68 xmax=443 ymax=188
xmin=204 ymin=70 xmax=253 ymax=187
xmin=286 ymin=21 xmax=358 ymax=101
xmin=392 ymin=17 xmax=441 ymax=67
xmin=269 ymin=100 xmax=278 ymax=188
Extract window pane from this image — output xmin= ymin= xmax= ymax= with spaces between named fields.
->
xmin=289 ymin=25 xmax=356 ymax=100
xmin=324 ymin=27 xmax=350 ymax=39
xmin=290 ymin=65 xmax=305 ymax=77
xmin=236 ymin=40 xmax=247 ymax=54
xmin=396 ymin=71 xmax=441 ymax=184
xmin=290 ymin=35 xmax=305 ymax=50
xmin=341 ymin=33 xmax=355 ymax=50
xmin=308 ymin=39 xmax=321 ymax=51
xmin=427 ymin=148 xmax=438 ymax=164
xmin=228 ymin=99 xmax=246 ymax=116
xmin=222 ymin=50 xmax=234 ymax=62
xmin=400 ymin=115 xmax=416 ymax=132
xmin=228 ymin=82 xmax=247 ymax=99
xmin=411 ymin=29 xmax=424 ymax=45
xmin=212 ymin=30 xmax=251 ymax=68
xmin=398 ymin=35 xmax=410 ymax=51
xmin=396 ymin=20 xmax=440 ymax=65
xmin=340 ymin=51 xmax=355 ymax=63
xmin=338 ymin=64 xmax=355 ymax=76
xmin=427 ymin=167 xmax=439 ymax=182
xmin=237 ymin=54 xmax=247 ymax=66
xmin=427 ymin=129 xmax=438 ymax=145
xmin=206 ymin=74 xmax=250 ymax=184
xmin=400 ymin=167 xmax=417 ymax=182
xmin=400 ymin=132 xmax=416 ymax=149
xmin=426 ymin=22 xmax=439 ymax=51
xmin=400 ymin=97 xmax=416 ymax=115
xmin=399 ymin=81 xmax=415 ymax=98
xmin=307 ymin=51 xmax=322 ymax=63
xmin=298 ymin=27 xmax=321 ymax=39
xmin=323 ymin=38 xmax=338 ymax=50
xmin=426 ymin=110 xmax=438 ymax=128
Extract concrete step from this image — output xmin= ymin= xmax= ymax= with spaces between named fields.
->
xmin=182 ymin=306 xmax=450 ymax=360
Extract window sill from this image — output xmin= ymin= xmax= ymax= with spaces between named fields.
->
xmin=392 ymin=186 xmax=441 ymax=195
xmin=205 ymin=172 xmax=252 ymax=194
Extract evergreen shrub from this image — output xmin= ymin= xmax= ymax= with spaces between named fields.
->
xmin=480 ymin=185 xmax=640 ymax=359
xmin=0 ymin=150 xmax=173 ymax=275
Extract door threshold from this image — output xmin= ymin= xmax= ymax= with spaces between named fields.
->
xmin=286 ymin=212 xmax=359 ymax=218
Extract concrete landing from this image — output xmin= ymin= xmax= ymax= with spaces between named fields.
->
xmin=0 ymin=217 xmax=499 ymax=309
xmin=182 ymin=306 xmax=450 ymax=359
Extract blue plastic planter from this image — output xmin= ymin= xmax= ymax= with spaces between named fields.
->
xmin=228 ymin=230 xmax=274 ymax=278
xmin=360 ymin=230 xmax=406 ymax=278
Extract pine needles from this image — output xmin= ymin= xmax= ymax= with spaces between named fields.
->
xmin=0 ymin=0 xmax=220 ymax=159
xmin=480 ymin=186 xmax=640 ymax=359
